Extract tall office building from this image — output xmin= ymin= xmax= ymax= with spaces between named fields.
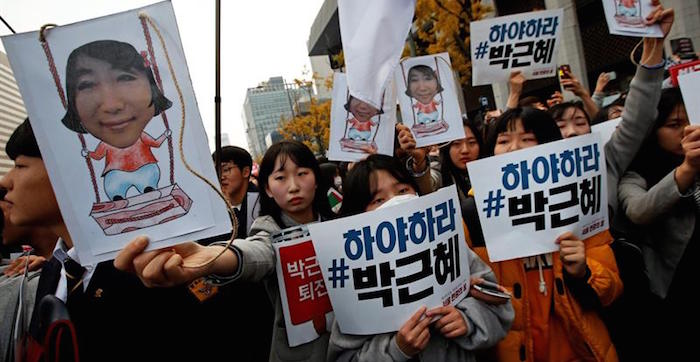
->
xmin=242 ymin=76 xmax=311 ymax=158
xmin=0 ymin=51 xmax=27 ymax=177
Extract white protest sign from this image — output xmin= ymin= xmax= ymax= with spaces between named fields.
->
xmin=591 ymin=117 xmax=622 ymax=145
xmin=679 ymin=71 xmax=700 ymax=125
xmin=470 ymin=9 xmax=564 ymax=86
xmin=467 ymin=133 xmax=608 ymax=262
xmin=272 ymin=226 xmax=334 ymax=347
xmin=1 ymin=1 xmax=231 ymax=264
xmin=328 ymin=72 xmax=396 ymax=162
xmin=602 ymin=0 xmax=663 ymax=38
xmin=308 ymin=186 xmax=470 ymax=335
xmin=395 ymin=53 xmax=466 ymax=147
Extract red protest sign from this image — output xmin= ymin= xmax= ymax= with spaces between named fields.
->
xmin=278 ymin=240 xmax=333 ymax=331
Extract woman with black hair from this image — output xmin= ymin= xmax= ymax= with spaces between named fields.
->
xmin=331 ymin=154 xmax=513 ymax=361
xmin=618 ymin=87 xmax=698 ymax=353
xmin=471 ymin=107 xmax=622 ymax=361
xmin=435 ymin=118 xmax=483 ymax=201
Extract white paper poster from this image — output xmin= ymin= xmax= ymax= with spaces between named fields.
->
xmin=328 ymin=72 xmax=396 ymax=162
xmin=272 ymin=226 xmax=334 ymax=347
xmin=602 ymin=0 xmax=663 ymax=38
xmin=470 ymin=9 xmax=564 ymax=86
xmin=467 ymin=133 xmax=609 ymax=262
xmin=395 ymin=53 xmax=466 ymax=147
xmin=1 ymin=1 xmax=230 ymax=264
xmin=591 ymin=117 xmax=622 ymax=145
xmin=679 ymin=71 xmax=700 ymax=125
xmin=308 ymin=186 xmax=470 ymax=335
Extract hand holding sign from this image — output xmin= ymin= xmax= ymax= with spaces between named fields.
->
xmin=556 ymin=232 xmax=586 ymax=278
xmin=427 ymin=305 xmax=469 ymax=338
xmin=396 ymin=306 xmax=431 ymax=357
xmin=682 ymin=125 xmax=700 ymax=170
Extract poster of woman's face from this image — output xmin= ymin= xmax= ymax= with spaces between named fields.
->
xmin=602 ymin=0 xmax=663 ymax=37
xmin=327 ymin=72 xmax=395 ymax=162
xmin=394 ymin=52 xmax=465 ymax=148
xmin=1 ymin=1 xmax=230 ymax=264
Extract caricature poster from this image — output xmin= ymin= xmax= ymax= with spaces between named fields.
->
xmin=394 ymin=53 xmax=465 ymax=148
xmin=1 ymin=1 xmax=231 ymax=264
xmin=602 ymin=0 xmax=663 ymax=37
xmin=327 ymin=72 xmax=396 ymax=162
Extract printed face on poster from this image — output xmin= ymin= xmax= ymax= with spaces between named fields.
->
xmin=327 ymin=73 xmax=396 ymax=162
xmin=467 ymin=133 xmax=609 ymax=262
xmin=679 ymin=71 xmax=700 ymax=125
xmin=470 ymin=9 xmax=564 ymax=86
xmin=272 ymin=226 xmax=334 ymax=347
xmin=1 ymin=1 xmax=230 ymax=264
xmin=395 ymin=53 xmax=465 ymax=147
xmin=308 ymin=186 xmax=470 ymax=335
xmin=602 ymin=0 xmax=663 ymax=37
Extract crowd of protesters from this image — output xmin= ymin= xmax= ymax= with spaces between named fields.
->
xmin=1 ymin=1 xmax=698 ymax=361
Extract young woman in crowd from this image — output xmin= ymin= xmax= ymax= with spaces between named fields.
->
xmin=618 ymin=88 xmax=698 ymax=355
xmin=115 ymin=140 xmax=334 ymax=362
xmin=329 ymin=154 xmax=513 ymax=361
xmin=434 ymin=118 xmax=483 ymax=199
xmin=471 ymin=107 xmax=622 ymax=361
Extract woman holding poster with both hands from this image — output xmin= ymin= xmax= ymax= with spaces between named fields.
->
xmin=329 ymin=154 xmax=513 ymax=362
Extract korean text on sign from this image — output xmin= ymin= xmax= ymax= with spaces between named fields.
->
xmin=273 ymin=226 xmax=333 ymax=347
xmin=308 ymin=186 xmax=470 ymax=335
xmin=470 ymin=8 xmax=564 ymax=86
xmin=467 ymin=133 xmax=609 ymax=262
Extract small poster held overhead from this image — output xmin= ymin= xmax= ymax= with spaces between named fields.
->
xmin=395 ymin=52 xmax=465 ymax=147
xmin=1 ymin=1 xmax=231 ymax=264
xmin=328 ymin=72 xmax=396 ymax=162
xmin=272 ymin=226 xmax=334 ymax=347
xmin=602 ymin=0 xmax=663 ymax=37
xmin=470 ymin=9 xmax=564 ymax=86
xmin=467 ymin=133 xmax=609 ymax=262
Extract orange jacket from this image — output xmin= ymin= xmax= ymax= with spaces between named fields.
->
xmin=468 ymin=228 xmax=623 ymax=362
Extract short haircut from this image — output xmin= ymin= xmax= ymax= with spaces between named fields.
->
xmin=6 ymin=118 xmax=42 ymax=160
xmin=483 ymin=107 xmax=562 ymax=156
xmin=61 ymin=40 xmax=172 ymax=133
xmin=340 ymin=154 xmax=420 ymax=216
xmin=549 ymin=101 xmax=591 ymax=125
xmin=405 ymin=65 xmax=444 ymax=97
xmin=212 ymin=146 xmax=252 ymax=170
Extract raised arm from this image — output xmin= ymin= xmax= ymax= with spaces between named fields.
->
xmin=605 ymin=2 xmax=674 ymax=214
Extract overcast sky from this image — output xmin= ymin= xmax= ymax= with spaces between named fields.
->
xmin=0 ymin=0 xmax=325 ymax=151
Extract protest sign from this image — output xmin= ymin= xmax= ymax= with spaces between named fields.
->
xmin=308 ymin=186 xmax=470 ymax=335
xmin=591 ymin=117 xmax=622 ymax=145
xmin=395 ymin=52 xmax=466 ymax=147
xmin=272 ymin=226 xmax=334 ymax=347
xmin=467 ymin=133 xmax=608 ymax=262
xmin=670 ymin=60 xmax=700 ymax=87
xmin=470 ymin=9 xmax=564 ymax=86
xmin=1 ymin=1 xmax=230 ymax=264
xmin=328 ymin=72 xmax=396 ymax=161
xmin=679 ymin=71 xmax=700 ymax=125
xmin=602 ymin=0 xmax=663 ymax=38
